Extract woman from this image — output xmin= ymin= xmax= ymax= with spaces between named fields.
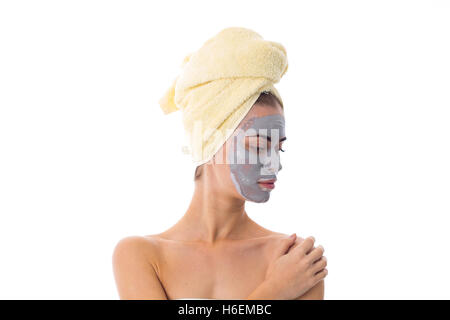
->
xmin=113 ymin=27 xmax=328 ymax=300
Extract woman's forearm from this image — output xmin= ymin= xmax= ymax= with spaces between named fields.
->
xmin=245 ymin=279 xmax=283 ymax=300
xmin=246 ymin=279 xmax=325 ymax=300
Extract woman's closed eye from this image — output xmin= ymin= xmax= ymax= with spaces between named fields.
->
xmin=246 ymin=136 xmax=266 ymax=151
xmin=246 ymin=137 xmax=285 ymax=152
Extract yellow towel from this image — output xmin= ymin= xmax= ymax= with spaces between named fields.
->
xmin=159 ymin=27 xmax=288 ymax=166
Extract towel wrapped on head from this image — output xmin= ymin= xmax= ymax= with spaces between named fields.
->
xmin=159 ymin=27 xmax=288 ymax=166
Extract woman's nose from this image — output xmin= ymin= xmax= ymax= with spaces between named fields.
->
xmin=260 ymin=151 xmax=281 ymax=175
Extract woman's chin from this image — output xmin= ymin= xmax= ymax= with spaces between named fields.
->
xmin=244 ymin=191 xmax=271 ymax=203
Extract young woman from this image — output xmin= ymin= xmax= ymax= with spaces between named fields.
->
xmin=112 ymin=92 xmax=328 ymax=299
xmin=113 ymin=27 xmax=327 ymax=299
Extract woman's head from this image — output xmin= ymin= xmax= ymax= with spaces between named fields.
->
xmin=194 ymin=91 xmax=286 ymax=203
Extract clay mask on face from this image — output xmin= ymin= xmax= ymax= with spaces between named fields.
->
xmin=228 ymin=114 xmax=285 ymax=203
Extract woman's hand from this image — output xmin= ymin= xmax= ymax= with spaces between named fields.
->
xmin=263 ymin=234 xmax=328 ymax=300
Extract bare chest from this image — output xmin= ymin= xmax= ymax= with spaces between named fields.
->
xmin=156 ymin=242 xmax=272 ymax=299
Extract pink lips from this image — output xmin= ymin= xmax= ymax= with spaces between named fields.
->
xmin=257 ymin=178 xmax=277 ymax=190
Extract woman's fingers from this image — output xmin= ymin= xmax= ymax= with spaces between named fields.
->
xmin=311 ymin=256 xmax=327 ymax=273
xmin=290 ymin=236 xmax=315 ymax=256
xmin=306 ymin=245 xmax=325 ymax=263
xmin=313 ymin=268 xmax=328 ymax=282
xmin=276 ymin=233 xmax=297 ymax=256
xmin=286 ymin=235 xmax=328 ymax=283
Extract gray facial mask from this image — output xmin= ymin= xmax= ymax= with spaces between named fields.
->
xmin=227 ymin=114 xmax=285 ymax=203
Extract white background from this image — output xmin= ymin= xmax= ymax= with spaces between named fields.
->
xmin=1 ymin=0 xmax=449 ymax=299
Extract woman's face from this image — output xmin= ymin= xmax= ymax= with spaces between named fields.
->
xmin=214 ymin=102 xmax=286 ymax=203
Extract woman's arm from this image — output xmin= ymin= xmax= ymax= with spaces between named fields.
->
xmin=247 ymin=235 xmax=327 ymax=300
xmin=245 ymin=279 xmax=280 ymax=300
xmin=112 ymin=236 xmax=168 ymax=300
xmin=246 ymin=278 xmax=324 ymax=300
xmin=296 ymin=280 xmax=324 ymax=300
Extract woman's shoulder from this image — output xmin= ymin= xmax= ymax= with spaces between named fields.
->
xmin=265 ymin=231 xmax=305 ymax=239
xmin=112 ymin=234 xmax=166 ymax=264
xmin=254 ymin=229 xmax=306 ymax=245
xmin=252 ymin=231 xmax=308 ymax=259
xmin=250 ymin=220 xmax=305 ymax=242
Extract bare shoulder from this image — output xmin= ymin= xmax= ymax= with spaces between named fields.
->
xmin=270 ymin=231 xmax=305 ymax=241
xmin=112 ymin=235 xmax=168 ymax=299
xmin=251 ymin=231 xmax=304 ymax=261
xmin=112 ymin=235 xmax=164 ymax=271
xmin=113 ymin=235 xmax=158 ymax=256
xmin=262 ymin=231 xmax=305 ymax=247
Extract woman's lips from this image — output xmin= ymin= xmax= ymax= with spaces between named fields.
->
xmin=257 ymin=179 xmax=276 ymax=190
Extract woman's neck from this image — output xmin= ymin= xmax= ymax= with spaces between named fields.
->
xmin=160 ymin=164 xmax=271 ymax=244
xmin=162 ymin=173 xmax=261 ymax=245
xmin=183 ymin=179 xmax=250 ymax=243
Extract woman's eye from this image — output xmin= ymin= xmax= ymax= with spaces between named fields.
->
xmin=246 ymin=137 xmax=268 ymax=151
xmin=252 ymin=144 xmax=265 ymax=151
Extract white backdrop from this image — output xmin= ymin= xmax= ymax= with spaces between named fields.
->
xmin=1 ymin=0 xmax=449 ymax=299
